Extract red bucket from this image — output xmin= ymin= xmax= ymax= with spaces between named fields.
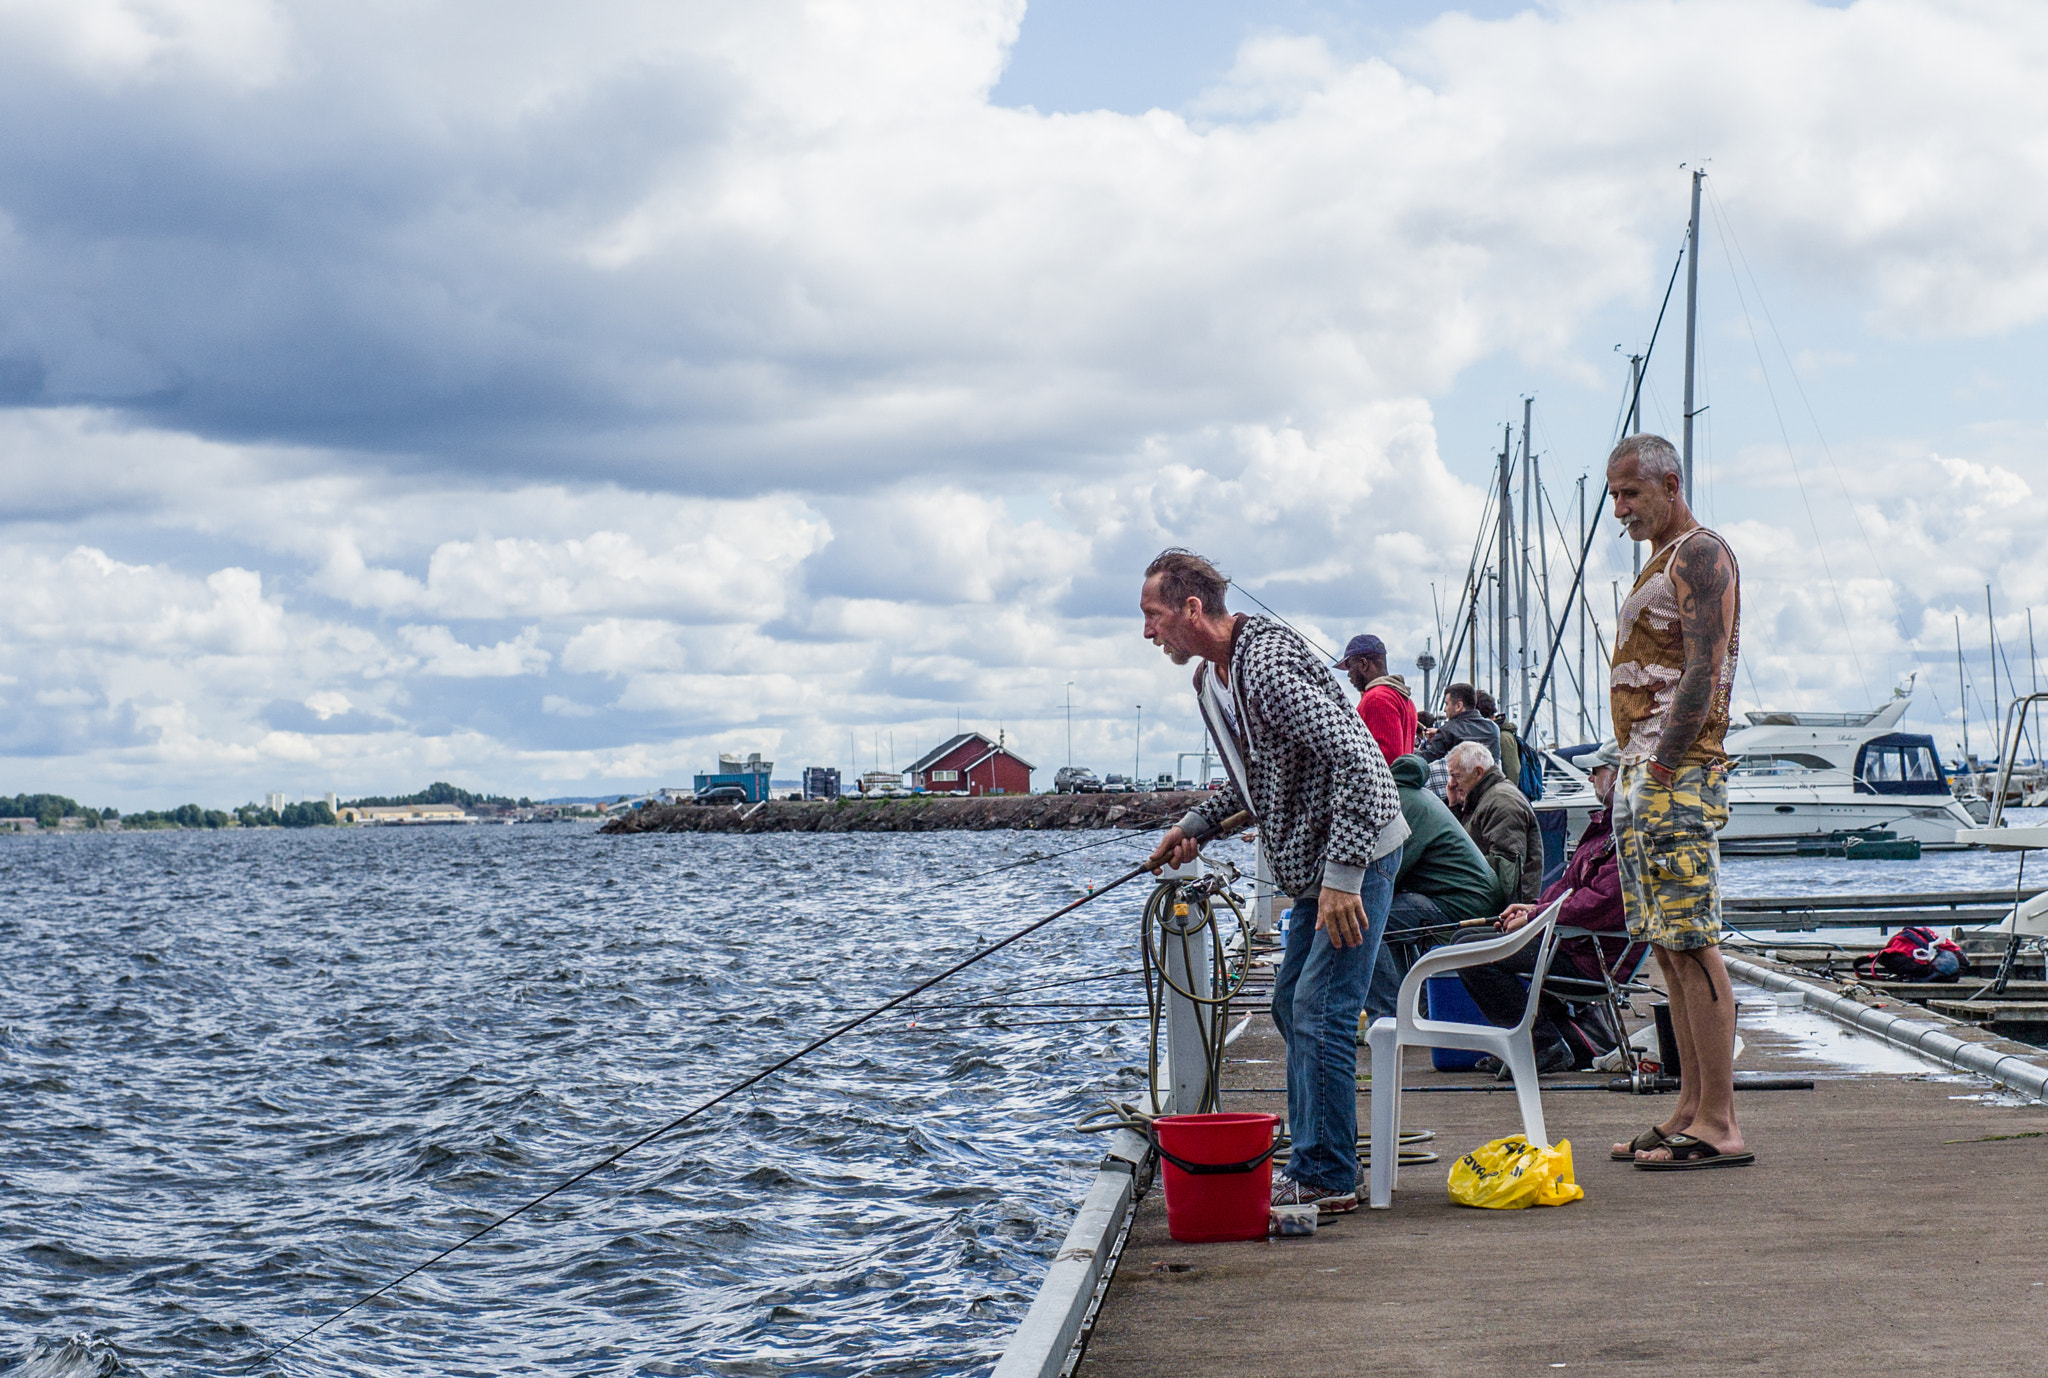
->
xmin=1152 ymin=1112 xmax=1280 ymax=1243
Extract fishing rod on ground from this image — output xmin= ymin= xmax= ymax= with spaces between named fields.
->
xmin=250 ymin=812 xmax=1249 ymax=1367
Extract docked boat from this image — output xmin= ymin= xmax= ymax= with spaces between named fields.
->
xmin=1537 ymin=698 xmax=1981 ymax=851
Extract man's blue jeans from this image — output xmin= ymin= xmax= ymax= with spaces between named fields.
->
xmin=1270 ymin=849 xmax=1401 ymax=1194
xmin=1366 ymin=890 xmax=1451 ymax=1023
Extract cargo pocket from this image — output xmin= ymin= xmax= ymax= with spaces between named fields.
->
xmin=1645 ymin=828 xmax=1712 ymax=886
xmin=1639 ymin=778 xmax=1713 ymax=886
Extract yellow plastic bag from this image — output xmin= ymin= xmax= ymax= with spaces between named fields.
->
xmin=1447 ymin=1135 xmax=1584 ymax=1209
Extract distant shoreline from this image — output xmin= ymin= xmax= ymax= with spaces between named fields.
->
xmin=601 ymin=791 xmax=1209 ymax=835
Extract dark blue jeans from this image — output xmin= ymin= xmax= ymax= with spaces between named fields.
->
xmin=1366 ymin=890 xmax=1450 ymax=1022
xmin=1270 ymin=849 xmax=1400 ymax=1193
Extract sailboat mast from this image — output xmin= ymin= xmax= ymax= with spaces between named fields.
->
xmin=1467 ymin=576 xmax=1478 ymax=690
xmin=1518 ymin=399 xmax=1533 ymax=722
xmin=1628 ymin=352 xmax=1644 ymax=580
xmin=1988 ymin=585 xmax=2000 ymax=762
xmin=1497 ymin=426 xmax=1512 ymax=712
xmin=1536 ymin=449 xmax=1556 ymax=746
xmin=1577 ymin=475 xmax=1588 ymax=740
xmin=1682 ymin=167 xmax=1703 ymax=508
xmin=1957 ymin=614 xmax=1970 ymax=763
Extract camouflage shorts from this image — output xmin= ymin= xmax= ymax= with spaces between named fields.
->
xmin=1614 ymin=761 xmax=1730 ymax=951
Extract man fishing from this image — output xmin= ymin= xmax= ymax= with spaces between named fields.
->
xmin=1605 ymin=434 xmax=1753 ymax=1170
xmin=1139 ymin=549 xmax=1407 ymax=1212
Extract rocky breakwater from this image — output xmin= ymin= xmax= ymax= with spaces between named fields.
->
xmin=601 ymin=792 xmax=1214 ymax=835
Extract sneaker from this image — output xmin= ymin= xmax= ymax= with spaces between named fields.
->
xmin=1272 ymin=1174 xmax=1358 ymax=1214
xmin=1473 ymin=1043 xmax=1574 ymax=1081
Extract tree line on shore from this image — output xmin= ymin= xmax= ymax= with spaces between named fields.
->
xmin=0 ymin=782 xmax=532 ymax=831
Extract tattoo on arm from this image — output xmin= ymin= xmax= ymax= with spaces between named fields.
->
xmin=1654 ymin=537 xmax=1733 ymax=770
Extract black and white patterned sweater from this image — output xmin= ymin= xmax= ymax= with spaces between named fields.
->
xmin=1178 ymin=615 xmax=1408 ymax=896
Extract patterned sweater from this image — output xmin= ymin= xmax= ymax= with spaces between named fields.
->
xmin=1177 ymin=616 xmax=1408 ymax=896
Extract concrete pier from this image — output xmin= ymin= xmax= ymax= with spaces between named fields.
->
xmin=1075 ymin=969 xmax=2048 ymax=1376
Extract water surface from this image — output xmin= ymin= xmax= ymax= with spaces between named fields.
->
xmin=0 ymin=826 xmax=1201 ymax=1377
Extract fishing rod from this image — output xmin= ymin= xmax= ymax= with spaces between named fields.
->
xmin=252 ymin=814 xmax=1247 ymax=1366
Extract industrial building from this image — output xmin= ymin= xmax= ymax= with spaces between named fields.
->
xmin=693 ymin=752 xmax=775 ymax=803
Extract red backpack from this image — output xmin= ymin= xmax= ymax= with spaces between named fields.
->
xmin=1859 ymin=925 xmax=1964 ymax=983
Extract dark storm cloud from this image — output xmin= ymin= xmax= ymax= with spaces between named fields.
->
xmin=0 ymin=36 xmax=819 ymax=480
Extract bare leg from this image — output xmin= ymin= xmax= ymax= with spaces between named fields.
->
xmin=1638 ymin=943 xmax=1743 ymax=1159
xmin=1612 ymin=946 xmax=1697 ymax=1157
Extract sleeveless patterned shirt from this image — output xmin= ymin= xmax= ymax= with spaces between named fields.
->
xmin=1609 ymin=526 xmax=1741 ymax=768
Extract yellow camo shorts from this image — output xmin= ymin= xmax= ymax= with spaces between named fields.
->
xmin=1613 ymin=761 xmax=1730 ymax=952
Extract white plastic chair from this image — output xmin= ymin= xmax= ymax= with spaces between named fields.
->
xmin=1364 ymin=892 xmax=1570 ymax=1209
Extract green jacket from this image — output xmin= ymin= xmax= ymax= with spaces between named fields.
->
xmin=1496 ymin=720 xmax=1521 ymax=790
xmin=1388 ymin=754 xmax=1499 ymax=921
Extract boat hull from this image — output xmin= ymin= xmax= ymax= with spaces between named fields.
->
xmin=1536 ymin=783 xmax=1980 ymax=852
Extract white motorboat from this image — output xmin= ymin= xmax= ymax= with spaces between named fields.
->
xmin=1535 ymin=698 xmax=1982 ymax=851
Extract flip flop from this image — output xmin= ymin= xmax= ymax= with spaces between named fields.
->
xmin=1610 ymin=1126 xmax=1673 ymax=1162
xmin=1634 ymin=1132 xmax=1756 ymax=1171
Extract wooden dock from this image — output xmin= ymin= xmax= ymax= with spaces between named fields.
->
xmin=1074 ymin=962 xmax=2048 ymax=1376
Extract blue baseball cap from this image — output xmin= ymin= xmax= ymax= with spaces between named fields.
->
xmin=1334 ymin=634 xmax=1386 ymax=666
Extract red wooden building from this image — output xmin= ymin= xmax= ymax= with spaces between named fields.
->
xmin=906 ymin=732 xmax=1035 ymax=795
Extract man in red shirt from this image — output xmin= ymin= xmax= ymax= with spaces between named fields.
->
xmin=1335 ymin=634 xmax=1418 ymax=766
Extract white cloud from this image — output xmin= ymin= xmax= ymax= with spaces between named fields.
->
xmin=3 ymin=0 xmax=2047 ymax=487
xmin=0 ymin=0 xmax=293 ymax=89
xmin=398 ymin=624 xmax=552 ymax=677
xmin=6 ymin=0 xmax=2048 ymax=804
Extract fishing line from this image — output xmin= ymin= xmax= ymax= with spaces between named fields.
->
xmin=250 ymin=849 xmax=1177 ymax=1366
xmin=1704 ymin=189 xmax=1871 ymax=705
xmin=1705 ymin=184 xmax=1910 ymax=644
xmin=873 ymin=1015 xmax=1151 ymax=1033
xmin=1231 ymin=585 xmax=1339 ymax=662
xmin=1521 ymin=229 xmax=1687 ymax=737
xmin=944 ymin=828 xmax=1160 ymax=889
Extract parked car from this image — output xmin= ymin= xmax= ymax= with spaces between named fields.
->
xmin=1174 ymin=779 xmax=1194 ymax=790
xmin=693 ymin=785 xmax=749 ymax=805
xmin=1204 ymin=778 xmax=1228 ymax=791
xmin=1100 ymin=774 xmax=1132 ymax=794
xmin=1054 ymin=766 xmax=1099 ymax=795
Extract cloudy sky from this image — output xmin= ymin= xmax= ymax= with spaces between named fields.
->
xmin=5 ymin=0 xmax=2047 ymax=808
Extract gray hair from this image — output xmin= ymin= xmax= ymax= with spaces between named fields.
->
xmin=1608 ymin=433 xmax=1681 ymax=484
xmin=1447 ymin=741 xmax=1495 ymax=774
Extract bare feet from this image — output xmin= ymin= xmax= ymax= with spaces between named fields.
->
xmin=1636 ymin=1121 xmax=1744 ymax=1162
xmin=1613 ymin=1115 xmax=1691 ymax=1161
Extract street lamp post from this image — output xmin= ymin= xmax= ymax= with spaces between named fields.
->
xmin=1065 ymin=681 xmax=1074 ymax=769
xmin=1135 ymin=705 xmax=1142 ymax=783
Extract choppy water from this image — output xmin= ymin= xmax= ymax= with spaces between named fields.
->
xmin=0 ymin=825 xmax=1221 ymax=1377
xmin=6 ymin=818 xmax=2042 ymax=1377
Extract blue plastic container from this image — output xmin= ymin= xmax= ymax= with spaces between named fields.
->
xmin=1423 ymin=974 xmax=1492 ymax=1072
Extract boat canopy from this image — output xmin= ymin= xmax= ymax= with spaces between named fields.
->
xmin=1852 ymin=733 xmax=1950 ymax=796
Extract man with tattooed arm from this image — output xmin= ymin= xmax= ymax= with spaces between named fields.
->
xmin=1605 ymin=434 xmax=1754 ymax=1170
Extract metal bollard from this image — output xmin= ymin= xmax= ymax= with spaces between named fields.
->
xmin=1153 ymin=859 xmax=1215 ymax=1114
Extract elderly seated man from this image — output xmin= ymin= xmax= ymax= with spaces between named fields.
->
xmin=1446 ymin=740 xmax=1542 ymax=907
xmin=1365 ymin=753 xmax=1500 ymax=1021
xmin=1456 ymin=739 xmax=1629 ymax=1074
